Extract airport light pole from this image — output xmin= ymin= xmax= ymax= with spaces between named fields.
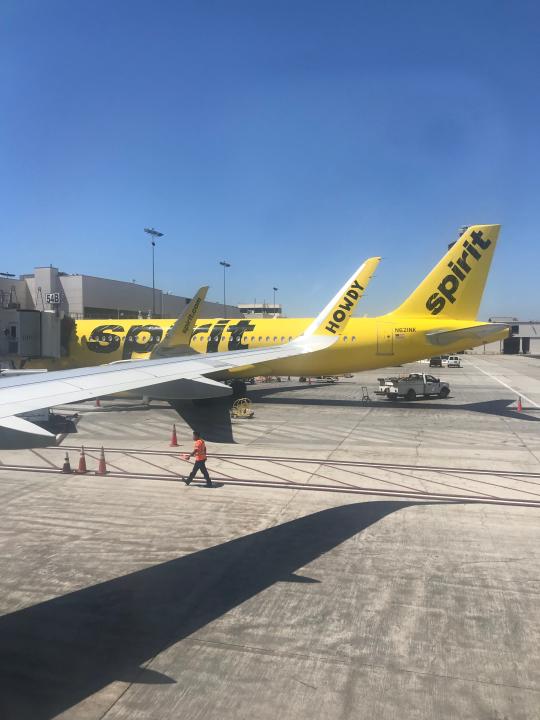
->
xmin=273 ymin=286 xmax=278 ymax=315
xmin=220 ymin=260 xmax=231 ymax=318
xmin=144 ymin=228 xmax=164 ymax=317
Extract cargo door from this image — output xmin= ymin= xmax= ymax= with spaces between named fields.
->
xmin=377 ymin=324 xmax=394 ymax=355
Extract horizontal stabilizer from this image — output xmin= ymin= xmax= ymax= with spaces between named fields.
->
xmin=426 ymin=323 xmax=509 ymax=346
xmin=0 ymin=415 xmax=54 ymax=437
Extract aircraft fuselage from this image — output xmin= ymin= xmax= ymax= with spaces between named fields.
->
xmin=27 ymin=316 xmax=507 ymax=378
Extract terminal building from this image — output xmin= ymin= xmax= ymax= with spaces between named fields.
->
xmin=469 ymin=318 xmax=540 ymax=356
xmin=0 ymin=265 xmax=240 ymax=360
xmin=238 ymin=302 xmax=283 ymax=318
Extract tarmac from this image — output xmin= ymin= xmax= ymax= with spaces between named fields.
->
xmin=0 ymin=354 xmax=539 ymax=719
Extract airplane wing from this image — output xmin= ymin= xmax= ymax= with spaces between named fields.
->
xmin=426 ymin=323 xmax=509 ymax=346
xmin=0 ymin=257 xmax=380 ymax=436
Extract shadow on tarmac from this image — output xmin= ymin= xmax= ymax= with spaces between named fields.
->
xmin=249 ymin=390 xmax=540 ymax=422
xmin=169 ymin=397 xmax=235 ymax=442
xmin=0 ymin=500 xmax=421 ymax=720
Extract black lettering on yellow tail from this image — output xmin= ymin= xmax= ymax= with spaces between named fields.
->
xmin=391 ymin=225 xmax=500 ymax=320
xmin=325 ymin=279 xmax=365 ymax=334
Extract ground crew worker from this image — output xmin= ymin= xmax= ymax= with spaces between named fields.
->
xmin=182 ymin=431 xmax=213 ymax=487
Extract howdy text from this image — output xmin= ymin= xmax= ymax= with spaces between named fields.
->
xmin=325 ymin=279 xmax=364 ymax=334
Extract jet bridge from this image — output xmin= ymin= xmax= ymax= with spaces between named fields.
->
xmin=0 ymin=309 xmax=64 ymax=362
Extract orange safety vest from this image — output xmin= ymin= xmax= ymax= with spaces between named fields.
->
xmin=194 ymin=438 xmax=207 ymax=461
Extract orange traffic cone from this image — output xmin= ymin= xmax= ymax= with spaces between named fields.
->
xmin=62 ymin=452 xmax=72 ymax=473
xmin=517 ymin=396 xmax=523 ymax=412
xmin=170 ymin=423 xmax=179 ymax=447
xmin=78 ymin=446 xmax=87 ymax=474
xmin=96 ymin=446 xmax=108 ymax=475
xmin=95 ymin=398 xmax=101 ymax=408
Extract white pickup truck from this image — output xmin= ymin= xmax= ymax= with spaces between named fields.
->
xmin=376 ymin=373 xmax=450 ymax=400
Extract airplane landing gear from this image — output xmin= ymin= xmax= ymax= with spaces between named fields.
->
xmin=230 ymin=379 xmax=247 ymax=398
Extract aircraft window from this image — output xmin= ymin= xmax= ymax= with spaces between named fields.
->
xmin=281 ymin=336 xmax=285 ymax=342
xmin=289 ymin=336 xmax=292 ymax=342
xmin=352 ymin=336 xmax=356 ymax=342
xmin=273 ymin=336 xmax=278 ymax=342
xmin=259 ymin=336 xmax=263 ymax=342
xmin=343 ymin=336 xmax=348 ymax=342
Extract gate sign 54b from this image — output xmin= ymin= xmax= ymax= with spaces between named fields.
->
xmin=46 ymin=292 xmax=61 ymax=304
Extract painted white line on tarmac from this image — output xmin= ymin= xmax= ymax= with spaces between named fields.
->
xmin=469 ymin=362 xmax=540 ymax=409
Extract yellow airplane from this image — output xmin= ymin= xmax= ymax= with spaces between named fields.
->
xmin=30 ymin=224 xmax=508 ymax=381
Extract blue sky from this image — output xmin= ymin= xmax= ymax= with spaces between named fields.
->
xmin=2 ymin=0 xmax=539 ymax=318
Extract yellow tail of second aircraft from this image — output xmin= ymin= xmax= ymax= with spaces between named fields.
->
xmin=391 ymin=224 xmax=501 ymax=320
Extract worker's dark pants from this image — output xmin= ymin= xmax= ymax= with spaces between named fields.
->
xmin=187 ymin=460 xmax=211 ymax=486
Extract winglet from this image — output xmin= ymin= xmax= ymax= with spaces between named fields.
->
xmin=150 ymin=286 xmax=208 ymax=358
xmin=302 ymin=257 xmax=381 ymax=337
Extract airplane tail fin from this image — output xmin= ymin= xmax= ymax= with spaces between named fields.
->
xmin=302 ymin=257 xmax=381 ymax=337
xmin=150 ymin=286 xmax=208 ymax=359
xmin=391 ymin=224 xmax=501 ymax=319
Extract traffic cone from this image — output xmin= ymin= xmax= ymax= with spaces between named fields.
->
xmin=96 ymin=446 xmax=108 ymax=475
xmin=517 ymin=396 xmax=523 ymax=412
xmin=170 ymin=423 xmax=179 ymax=447
xmin=95 ymin=398 xmax=101 ymax=408
xmin=62 ymin=452 xmax=72 ymax=474
xmin=78 ymin=446 xmax=87 ymax=474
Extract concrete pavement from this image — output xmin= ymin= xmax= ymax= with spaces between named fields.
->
xmin=0 ymin=355 xmax=539 ymax=719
